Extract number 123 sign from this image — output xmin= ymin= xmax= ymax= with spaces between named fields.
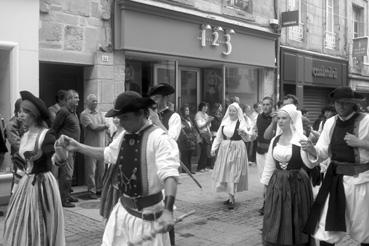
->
xmin=198 ymin=24 xmax=235 ymax=56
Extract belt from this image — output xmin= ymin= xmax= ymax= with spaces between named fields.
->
xmin=332 ymin=160 xmax=369 ymax=176
xmin=124 ymin=206 xmax=163 ymax=221
xmin=120 ymin=191 xmax=163 ymax=211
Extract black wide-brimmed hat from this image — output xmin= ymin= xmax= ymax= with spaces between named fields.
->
xmin=148 ymin=83 xmax=175 ymax=96
xmin=20 ymin=90 xmax=50 ymax=121
xmin=105 ymin=91 xmax=155 ymax=117
xmin=329 ymin=87 xmax=365 ymax=103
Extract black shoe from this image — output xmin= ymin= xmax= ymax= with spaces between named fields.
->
xmin=62 ymin=202 xmax=76 ymax=208
xmin=96 ymin=191 xmax=102 ymax=196
xmin=87 ymin=193 xmax=98 ymax=199
xmin=258 ymin=207 xmax=264 ymax=216
xmin=0 ymin=211 xmax=4 ymax=216
xmin=70 ymin=188 xmax=74 ymax=193
xmin=68 ymin=196 xmax=79 ymax=203
xmin=223 ymin=199 xmax=230 ymax=205
xmin=227 ymin=202 xmax=235 ymax=210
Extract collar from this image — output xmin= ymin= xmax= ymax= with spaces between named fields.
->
xmin=126 ymin=121 xmax=152 ymax=135
xmin=338 ymin=111 xmax=355 ymax=121
xmin=158 ymin=106 xmax=169 ymax=114
xmin=87 ymin=108 xmax=97 ymax=114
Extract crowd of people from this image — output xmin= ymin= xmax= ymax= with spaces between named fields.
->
xmin=0 ymin=84 xmax=369 ymax=246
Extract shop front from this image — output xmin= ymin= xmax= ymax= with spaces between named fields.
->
xmin=280 ymin=47 xmax=348 ymax=122
xmin=114 ymin=0 xmax=277 ymax=114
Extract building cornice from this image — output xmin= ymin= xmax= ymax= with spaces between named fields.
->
xmin=281 ymin=45 xmax=348 ymax=62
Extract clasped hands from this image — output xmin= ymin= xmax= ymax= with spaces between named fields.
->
xmin=53 ymin=135 xmax=80 ymax=162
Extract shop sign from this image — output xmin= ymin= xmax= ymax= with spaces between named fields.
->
xmin=312 ymin=66 xmax=337 ymax=79
xmin=352 ymin=37 xmax=368 ymax=57
xmin=198 ymin=24 xmax=235 ymax=56
xmin=281 ymin=10 xmax=299 ymax=27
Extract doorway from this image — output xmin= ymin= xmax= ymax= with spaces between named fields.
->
xmin=39 ymin=63 xmax=85 ymax=186
xmin=178 ymin=67 xmax=200 ymax=114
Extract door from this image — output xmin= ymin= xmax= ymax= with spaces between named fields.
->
xmin=178 ymin=67 xmax=200 ymax=115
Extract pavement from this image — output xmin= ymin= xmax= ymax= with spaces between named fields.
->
xmin=0 ymin=164 xmax=359 ymax=245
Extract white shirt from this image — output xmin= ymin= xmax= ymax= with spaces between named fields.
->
xmin=309 ymin=113 xmax=369 ymax=185
xmin=104 ymin=125 xmax=180 ymax=194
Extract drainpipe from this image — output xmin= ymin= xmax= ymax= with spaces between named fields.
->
xmin=273 ymin=0 xmax=281 ymax=103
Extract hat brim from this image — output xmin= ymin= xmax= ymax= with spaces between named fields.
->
xmin=149 ymin=85 xmax=175 ymax=96
xmin=105 ymin=97 xmax=155 ymax=117
xmin=20 ymin=91 xmax=50 ymax=121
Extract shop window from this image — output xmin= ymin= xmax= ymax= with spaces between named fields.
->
xmin=287 ymin=0 xmax=304 ymax=42
xmin=202 ymin=68 xmax=223 ymax=109
xmin=125 ymin=59 xmax=176 ymax=106
xmin=225 ymin=65 xmax=259 ymax=109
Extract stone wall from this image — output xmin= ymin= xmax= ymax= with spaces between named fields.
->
xmin=39 ymin=0 xmax=112 ymax=58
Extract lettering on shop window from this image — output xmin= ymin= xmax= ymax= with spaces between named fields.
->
xmin=199 ymin=24 xmax=235 ymax=56
xmin=312 ymin=66 xmax=337 ymax=79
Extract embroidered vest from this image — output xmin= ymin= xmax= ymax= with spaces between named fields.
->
xmin=115 ymin=125 xmax=158 ymax=197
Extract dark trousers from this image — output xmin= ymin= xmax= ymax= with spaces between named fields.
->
xmin=59 ymin=153 xmax=75 ymax=202
xmin=197 ymin=141 xmax=211 ymax=171
xmin=180 ymin=149 xmax=193 ymax=172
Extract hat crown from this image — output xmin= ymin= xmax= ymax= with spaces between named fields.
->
xmin=114 ymin=91 xmax=141 ymax=110
xmin=329 ymin=87 xmax=364 ymax=101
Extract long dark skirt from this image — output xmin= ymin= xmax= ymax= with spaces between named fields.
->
xmin=263 ymin=168 xmax=313 ymax=246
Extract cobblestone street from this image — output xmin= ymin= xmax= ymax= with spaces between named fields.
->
xmin=0 ymin=165 xmax=358 ymax=245
xmin=53 ymin=165 xmax=357 ymax=245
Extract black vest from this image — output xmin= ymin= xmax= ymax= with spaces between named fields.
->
xmin=159 ymin=109 xmax=174 ymax=130
xmin=272 ymin=135 xmax=305 ymax=170
xmin=115 ymin=125 xmax=155 ymax=197
xmin=221 ymin=120 xmax=242 ymax=141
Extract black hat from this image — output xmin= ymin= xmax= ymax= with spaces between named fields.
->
xmin=20 ymin=91 xmax=50 ymax=121
xmin=148 ymin=83 xmax=175 ymax=96
xmin=329 ymin=87 xmax=365 ymax=103
xmin=105 ymin=91 xmax=155 ymax=117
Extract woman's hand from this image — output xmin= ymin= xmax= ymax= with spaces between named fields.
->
xmin=210 ymin=149 xmax=217 ymax=157
xmin=299 ymin=139 xmax=317 ymax=157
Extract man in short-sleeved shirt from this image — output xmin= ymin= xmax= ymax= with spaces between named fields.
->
xmin=80 ymin=94 xmax=108 ymax=199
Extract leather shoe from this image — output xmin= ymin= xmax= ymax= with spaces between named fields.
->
xmin=96 ymin=191 xmax=102 ymax=196
xmin=227 ymin=202 xmax=235 ymax=210
xmin=258 ymin=207 xmax=264 ymax=216
xmin=87 ymin=193 xmax=98 ymax=199
xmin=68 ymin=196 xmax=78 ymax=203
xmin=62 ymin=202 xmax=75 ymax=208
xmin=223 ymin=199 xmax=230 ymax=205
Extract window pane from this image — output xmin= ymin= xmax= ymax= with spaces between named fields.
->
xmin=202 ymin=68 xmax=223 ymax=108
xmin=225 ymin=65 xmax=258 ymax=109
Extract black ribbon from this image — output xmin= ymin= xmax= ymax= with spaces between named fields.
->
xmin=304 ymin=162 xmax=346 ymax=234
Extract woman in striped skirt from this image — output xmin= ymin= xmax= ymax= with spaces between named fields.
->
xmin=4 ymin=91 xmax=66 ymax=246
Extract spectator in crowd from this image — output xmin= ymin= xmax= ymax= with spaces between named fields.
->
xmin=52 ymin=89 xmax=81 ymax=208
xmin=195 ymin=102 xmax=214 ymax=172
xmin=80 ymin=94 xmax=109 ymax=199
xmin=5 ymin=99 xmax=26 ymax=156
xmin=4 ymin=91 xmax=66 ymax=245
xmin=5 ymin=99 xmax=27 ymax=194
xmin=48 ymin=90 xmax=67 ymax=124
xmin=318 ymin=106 xmax=336 ymax=133
xmin=0 ymin=114 xmax=7 ymax=216
xmin=211 ymin=102 xmax=250 ymax=209
xmin=178 ymin=104 xmax=197 ymax=174
xmin=301 ymin=108 xmax=308 ymax=117
xmin=261 ymin=104 xmax=314 ymax=246
xmin=209 ymin=103 xmax=223 ymax=138
xmin=253 ymin=97 xmax=274 ymax=215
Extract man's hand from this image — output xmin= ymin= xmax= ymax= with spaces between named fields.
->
xmin=56 ymin=135 xmax=80 ymax=152
xmin=156 ymin=209 xmax=175 ymax=233
xmin=300 ymin=139 xmax=317 ymax=157
xmin=344 ymin=133 xmax=362 ymax=147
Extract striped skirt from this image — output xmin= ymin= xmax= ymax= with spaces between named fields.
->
xmin=211 ymin=139 xmax=248 ymax=195
xmin=4 ymin=172 xmax=65 ymax=246
xmin=263 ymin=168 xmax=313 ymax=246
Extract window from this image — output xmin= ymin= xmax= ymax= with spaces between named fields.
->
xmin=353 ymin=5 xmax=364 ymax=38
xmin=287 ymin=0 xmax=304 ymax=42
xmin=325 ymin=0 xmax=336 ymax=49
